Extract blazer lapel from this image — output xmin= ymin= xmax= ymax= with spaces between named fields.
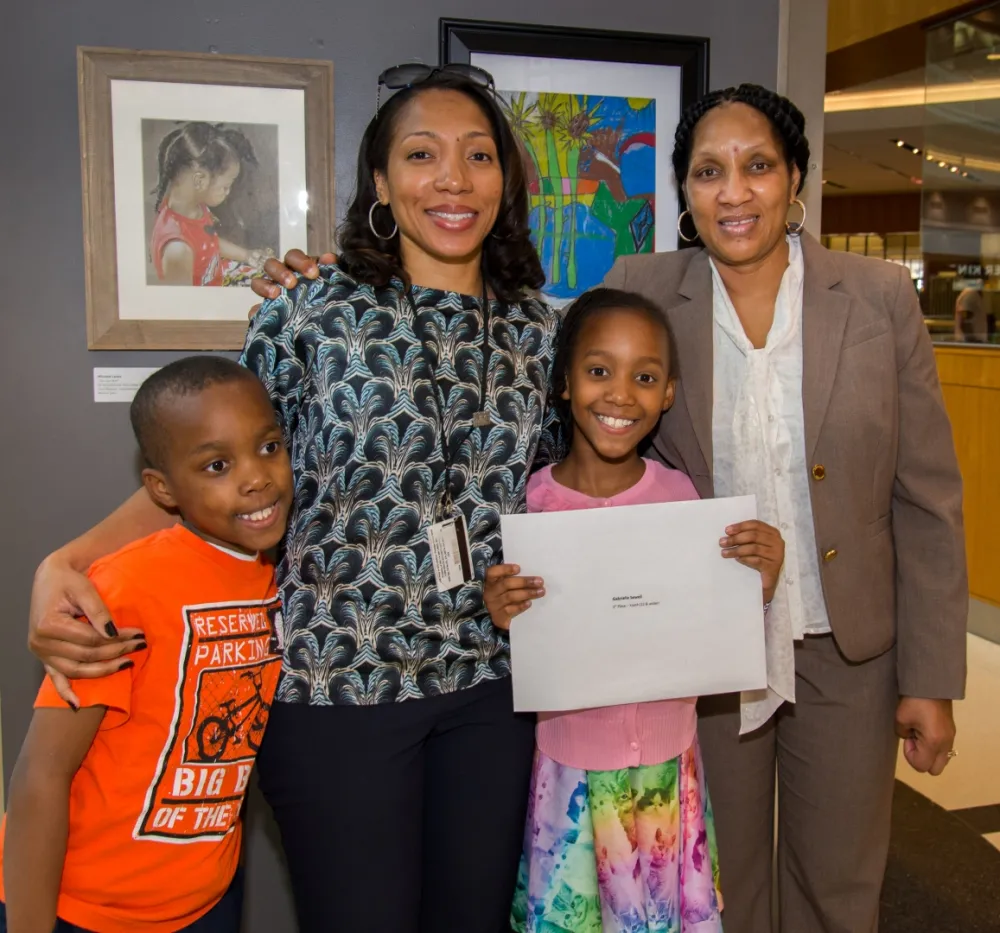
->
xmin=669 ymin=251 xmax=715 ymax=475
xmin=800 ymin=234 xmax=851 ymax=460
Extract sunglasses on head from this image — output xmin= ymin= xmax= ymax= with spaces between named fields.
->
xmin=375 ymin=63 xmax=495 ymax=116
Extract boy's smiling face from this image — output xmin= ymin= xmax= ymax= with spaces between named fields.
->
xmin=141 ymin=379 xmax=293 ymax=555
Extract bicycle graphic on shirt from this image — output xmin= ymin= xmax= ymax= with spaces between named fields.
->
xmin=194 ymin=669 xmax=271 ymax=763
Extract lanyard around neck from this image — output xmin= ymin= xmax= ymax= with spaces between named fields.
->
xmin=410 ymin=280 xmax=492 ymax=519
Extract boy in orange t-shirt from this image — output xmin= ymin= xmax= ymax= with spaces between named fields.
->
xmin=0 ymin=357 xmax=293 ymax=933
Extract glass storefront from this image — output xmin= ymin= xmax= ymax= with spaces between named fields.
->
xmin=822 ymin=4 xmax=1000 ymax=347
xmin=921 ymin=8 xmax=1000 ymax=346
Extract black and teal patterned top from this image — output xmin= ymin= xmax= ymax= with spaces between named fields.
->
xmin=240 ymin=264 xmax=561 ymax=705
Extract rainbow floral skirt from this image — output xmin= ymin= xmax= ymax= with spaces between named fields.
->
xmin=511 ymin=738 xmax=723 ymax=933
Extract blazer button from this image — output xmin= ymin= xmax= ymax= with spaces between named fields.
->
xmin=812 ymin=464 xmax=826 ymax=481
xmin=823 ymin=548 xmax=838 ymax=562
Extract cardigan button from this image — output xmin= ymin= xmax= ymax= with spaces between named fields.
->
xmin=812 ymin=464 xmax=827 ymax=481
xmin=823 ymin=548 xmax=838 ymax=562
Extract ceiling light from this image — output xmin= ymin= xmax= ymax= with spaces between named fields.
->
xmin=950 ymin=165 xmax=959 ymax=173
xmin=938 ymin=161 xmax=947 ymax=167
xmin=988 ymin=52 xmax=1000 ymax=61
xmin=825 ymin=79 xmax=1000 ymax=112
xmin=892 ymin=139 xmax=925 ymax=157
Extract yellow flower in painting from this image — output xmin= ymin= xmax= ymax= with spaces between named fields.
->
xmin=627 ymin=97 xmax=654 ymax=111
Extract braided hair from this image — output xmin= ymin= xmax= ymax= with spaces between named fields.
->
xmin=152 ymin=122 xmax=258 ymax=211
xmin=671 ymin=84 xmax=810 ymax=210
xmin=552 ymin=288 xmax=677 ymax=443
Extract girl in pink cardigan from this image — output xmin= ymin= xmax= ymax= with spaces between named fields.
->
xmin=486 ymin=288 xmax=784 ymax=933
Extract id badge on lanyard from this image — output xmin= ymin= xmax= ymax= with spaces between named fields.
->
xmin=428 ymin=508 xmax=475 ymax=592
xmin=418 ymin=282 xmax=491 ymax=592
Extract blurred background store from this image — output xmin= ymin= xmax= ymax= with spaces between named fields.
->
xmin=825 ymin=3 xmax=1000 ymax=345
xmin=825 ymin=0 xmax=1000 ymax=625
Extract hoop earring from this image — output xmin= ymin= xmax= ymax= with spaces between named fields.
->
xmin=368 ymin=201 xmax=398 ymax=240
xmin=786 ymin=198 xmax=807 ymax=236
xmin=677 ymin=210 xmax=699 ymax=244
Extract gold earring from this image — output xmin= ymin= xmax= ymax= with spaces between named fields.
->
xmin=677 ymin=210 xmax=699 ymax=243
xmin=786 ymin=198 xmax=807 ymax=235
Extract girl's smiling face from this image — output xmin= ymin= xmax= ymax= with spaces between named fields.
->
xmin=563 ymin=307 xmax=676 ymax=465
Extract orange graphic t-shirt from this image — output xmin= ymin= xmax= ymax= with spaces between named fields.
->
xmin=0 ymin=526 xmax=283 ymax=932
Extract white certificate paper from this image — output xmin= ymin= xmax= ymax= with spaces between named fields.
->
xmin=500 ymin=495 xmax=767 ymax=712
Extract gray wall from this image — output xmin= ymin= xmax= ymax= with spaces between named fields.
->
xmin=0 ymin=1 xmax=780 ymax=929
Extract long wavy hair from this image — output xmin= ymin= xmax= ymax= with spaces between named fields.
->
xmin=337 ymin=72 xmax=544 ymax=302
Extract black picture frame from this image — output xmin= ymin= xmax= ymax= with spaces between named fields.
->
xmin=439 ymin=19 xmax=710 ymax=295
xmin=440 ymin=18 xmax=708 ymax=110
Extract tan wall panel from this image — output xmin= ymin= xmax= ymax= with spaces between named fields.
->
xmin=935 ymin=347 xmax=1000 ymax=606
xmin=828 ymin=0 xmax=967 ymax=52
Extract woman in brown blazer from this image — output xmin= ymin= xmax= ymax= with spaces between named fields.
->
xmin=600 ymin=85 xmax=966 ymax=933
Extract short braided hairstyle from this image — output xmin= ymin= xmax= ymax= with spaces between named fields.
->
xmin=672 ymin=84 xmax=810 ymax=210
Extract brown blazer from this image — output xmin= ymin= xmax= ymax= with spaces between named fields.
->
xmin=604 ymin=233 xmax=968 ymax=699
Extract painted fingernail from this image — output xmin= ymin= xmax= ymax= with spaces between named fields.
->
xmin=105 ymin=621 xmax=119 ymax=637
xmin=69 ymin=701 xmax=80 ymax=712
xmin=536 ymin=589 xmax=545 ymax=597
xmin=119 ymin=660 xmax=135 ymax=671
xmin=130 ymin=641 xmax=148 ymax=653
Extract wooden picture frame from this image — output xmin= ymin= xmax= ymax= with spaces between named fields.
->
xmin=441 ymin=19 xmax=708 ymax=307
xmin=78 ymin=47 xmax=334 ymax=350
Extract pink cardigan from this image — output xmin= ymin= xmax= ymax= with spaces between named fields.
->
xmin=528 ymin=459 xmax=699 ymax=771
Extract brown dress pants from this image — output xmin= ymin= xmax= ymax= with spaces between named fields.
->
xmin=698 ymin=635 xmax=900 ymax=933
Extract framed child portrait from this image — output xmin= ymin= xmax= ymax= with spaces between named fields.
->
xmin=78 ymin=47 xmax=334 ymax=350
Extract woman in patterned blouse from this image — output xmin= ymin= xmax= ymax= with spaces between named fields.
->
xmin=27 ymin=68 xmax=561 ymax=932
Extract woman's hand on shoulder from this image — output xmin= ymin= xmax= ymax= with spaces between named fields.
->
xmin=720 ymin=520 xmax=785 ymax=605
xmin=484 ymin=564 xmax=545 ymax=631
xmin=248 ymin=249 xmax=338 ymax=319
xmin=29 ymin=553 xmax=146 ymax=708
